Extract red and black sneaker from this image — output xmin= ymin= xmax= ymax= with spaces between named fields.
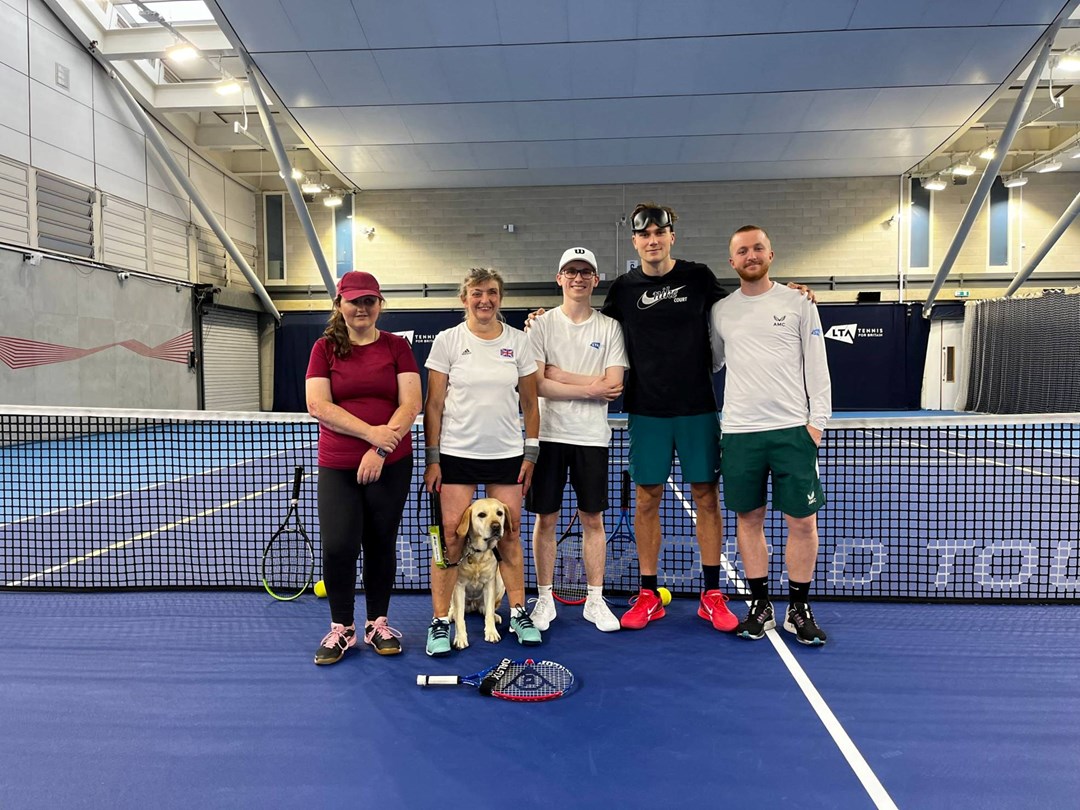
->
xmin=620 ymin=588 xmax=665 ymax=630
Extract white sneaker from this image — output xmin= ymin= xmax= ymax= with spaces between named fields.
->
xmin=583 ymin=597 xmax=620 ymax=632
xmin=530 ymin=595 xmax=557 ymax=631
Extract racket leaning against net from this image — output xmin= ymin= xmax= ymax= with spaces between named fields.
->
xmin=551 ymin=511 xmax=588 ymax=605
xmin=417 ymin=657 xmax=575 ymax=702
xmin=603 ymin=470 xmax=638 ymax=601
xmin=261 ymin=466 xmax=315 ymax=601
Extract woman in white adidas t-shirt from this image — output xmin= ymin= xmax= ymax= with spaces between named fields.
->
xmin=422 ymin=268 xmax=542 ymax=654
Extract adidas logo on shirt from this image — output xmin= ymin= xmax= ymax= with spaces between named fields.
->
xmin=461 ymin=349 xmax=471 ymax=355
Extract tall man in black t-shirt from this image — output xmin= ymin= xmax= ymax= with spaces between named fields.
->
xmin=604 ymin=203 xmax=739 ymax=632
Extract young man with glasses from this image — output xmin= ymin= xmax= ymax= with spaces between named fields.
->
xmin=526 ymin=247 xmax=627 ymax=632
xmin=602 ymin=203 xmax=740 ymax=632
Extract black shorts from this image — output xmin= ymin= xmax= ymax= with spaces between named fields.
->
xmin=525 ymin=442 xmax=609 ymax=515
xmin=440 ymin=453 xmax=522 ymax=485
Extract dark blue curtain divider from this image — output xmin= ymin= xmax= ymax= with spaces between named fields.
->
xmin=275 ymin=304 xmax=931 ymax=413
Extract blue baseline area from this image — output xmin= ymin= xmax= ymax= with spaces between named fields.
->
xmin=0 ymin=593 xmax=1077 ymax=809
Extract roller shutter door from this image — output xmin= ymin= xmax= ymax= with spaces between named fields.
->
xmin=202 ymin=307 xmax=260 ymax=411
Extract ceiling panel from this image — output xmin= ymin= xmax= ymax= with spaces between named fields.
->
xmin=397 ymin=103 xmax=524 ymax=145
xmin=280 ymin=1 xmax=369 ymax=51
xmin=252 ymin=52 xmax=328 ymax=108
xmin=307 ymin=51 xmax=392 ymax=107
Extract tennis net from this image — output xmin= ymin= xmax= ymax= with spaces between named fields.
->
xmin=1 ymin=406 xmax=1077 ymax=601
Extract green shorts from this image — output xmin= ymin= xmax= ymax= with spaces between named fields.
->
xmin=720 ymin=426 xmax=825 ymax=517
xmin=627 ymin=413 xmax=721 ymax=486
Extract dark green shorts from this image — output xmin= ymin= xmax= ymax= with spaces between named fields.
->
xmin=628 ymin=413 xmax=721 ymax=486
xmin=720 ymin=426 xmax=825 ymax=517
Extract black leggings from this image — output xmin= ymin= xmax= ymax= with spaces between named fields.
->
xmin=317 ymin=457 xmax=413 ymax=626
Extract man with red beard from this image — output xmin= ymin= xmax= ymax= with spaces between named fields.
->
xmin=710 ymin=226 xmax=832 ymax=645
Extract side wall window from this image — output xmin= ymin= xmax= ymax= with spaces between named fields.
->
xmin=909 ymin=179 xmax=931 ymax=269
xmin=988 ymin=176 xmax=1009 ymax=267
xmin=265 ymin=194 xmax=285 ymax=281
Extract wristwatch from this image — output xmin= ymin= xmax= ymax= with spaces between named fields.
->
xmin=375 ymin=447 xmax=388 ymax=458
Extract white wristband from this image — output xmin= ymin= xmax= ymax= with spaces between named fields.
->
xmin=524 ymin=438 xmax=540 ymax=448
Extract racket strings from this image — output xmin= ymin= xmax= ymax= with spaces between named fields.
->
xmin=553 ymin=534 xmax=588 ymax=604
xmin=264 ymin=529 xmax=312 ymax=592
xmin=493 ymin=661 xmax=574 ymax=700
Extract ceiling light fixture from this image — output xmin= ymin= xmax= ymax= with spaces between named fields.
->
xmin=952 ymin=163 xmax=977 ymax=177
xmin=214 ymin=78 xmax=242 ymax=96
xmin=323 ymin=194 xmax=343 ymax=208
xmin=1057 ymin=52 xmax=1080 ymax=72
xmin=1036 ymin=160 xmax=1062 ymax=173
xmin=979 ymin=145 xmax=996 ymax=160
xmin=278 ymin=168 xmax=304 ymax=181
xmin=1002 ymin=174 xmax=1028 ymax=188
xmin=165 ymin=43 xmax=198 ymax=63
xmin=921 ymin=175 xmax=947 ymax=191
xmin=300 ymin=181 xmax=323 ymax=194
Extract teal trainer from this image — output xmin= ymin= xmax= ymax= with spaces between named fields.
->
xmin=509 ymin=609 xmax=542 ymax=646
xmin=425 ymin=617 xmax=452 ymax=657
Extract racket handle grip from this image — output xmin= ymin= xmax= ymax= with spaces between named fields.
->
xmin=417 ymin=675 xmax=460 ymax=686
xmin=291 ymin=466 xmax=304 ymax=502
xmin=429 ymin=524 xmax=448 ymax=568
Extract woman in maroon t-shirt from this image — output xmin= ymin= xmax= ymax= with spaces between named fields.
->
xmin=305 ymin=271 xmax=421 ymax=665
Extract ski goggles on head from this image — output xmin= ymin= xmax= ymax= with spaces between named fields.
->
xmin=630 ymin=207 xmax=673 ymax=233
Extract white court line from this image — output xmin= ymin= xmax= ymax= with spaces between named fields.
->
xmin=854 ymin=430 xmax=1078 ymax=486
xmin=2 ymin=476 xmax=306 ymax=588
xmin=985 ymin=437 xmax=1080 ymax=459
xmin=666 ymin=475 xmax=899 ymax=810
xmin=0 ymin=443 xmax=316 ymax=530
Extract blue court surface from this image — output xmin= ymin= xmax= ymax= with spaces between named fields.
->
xmin=1 ymin=592 xmax=1077 ymax=809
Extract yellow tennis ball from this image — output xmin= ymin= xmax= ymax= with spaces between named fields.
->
xmin=313 ymin=579 xmax=327 ymax=598
xmin=657 ymin=587 xmax=672 ymax=606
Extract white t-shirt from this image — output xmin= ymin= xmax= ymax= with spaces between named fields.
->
xmin=710 ymin=282 xmax=832 ymax=433
xmin=528 ymin=307 xmax=627 ymax=446
xmin=425 ymin=321 xmax=538 ymax=459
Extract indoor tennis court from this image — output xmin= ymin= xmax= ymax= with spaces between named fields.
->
xmin=2 ymin=410 xmax=1079 ymax=807
xmin=3 ymin=1 xmax=1080 ymax=808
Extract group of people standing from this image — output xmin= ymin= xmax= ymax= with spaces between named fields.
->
xmin=303 ymin=201 xmax=832 ymax=665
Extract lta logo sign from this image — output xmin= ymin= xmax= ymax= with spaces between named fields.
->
xmin=824 ymin=324 xmax=857 ymax=344
xmin=824 ymin=323 xmax=885 ymax=344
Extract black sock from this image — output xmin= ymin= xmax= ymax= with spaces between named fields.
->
xmin=747 ymin=576 xmax=769 ymax=601
xmin=702 ymin=564 xmax=721 ymax=592
xmin=789 ymin=580 xmax=811 ymax=606
xmin=641 ymin=575 xmax=658 ymax=593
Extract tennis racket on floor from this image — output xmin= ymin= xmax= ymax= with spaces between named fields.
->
xmin=604 ymin=470 xmax=638 ymax=597
xmin=417 ymin=657 xmax=574 ymax=702
xmin=552 ymin=512 xmax=587 ymax=605
xmin=260 ymin=466 xmax=314 ymax=601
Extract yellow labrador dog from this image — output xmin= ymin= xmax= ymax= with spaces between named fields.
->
xmin=449 ymin=498 xmax=509 ymax=650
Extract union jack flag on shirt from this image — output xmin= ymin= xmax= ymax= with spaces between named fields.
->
xmin=500 ymin=348 xmax=514 ymax=358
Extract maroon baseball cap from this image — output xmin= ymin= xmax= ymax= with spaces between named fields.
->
xmin=336 ymin=271 xmax=383 ymax=301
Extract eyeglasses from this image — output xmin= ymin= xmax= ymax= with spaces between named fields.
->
xmin=630 ymin=207 xmax=673 ymax=233
xmin=560 ymin=268 xmax=596 ymax=279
